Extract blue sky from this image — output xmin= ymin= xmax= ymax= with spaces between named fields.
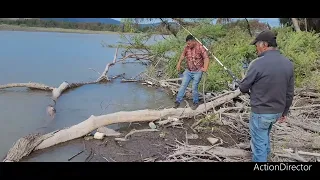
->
xmin=111 ymin=18 xmax=280 ymax=27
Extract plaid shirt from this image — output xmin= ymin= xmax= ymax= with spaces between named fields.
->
xmin=182 ymin=42 xmax=209 ymax=71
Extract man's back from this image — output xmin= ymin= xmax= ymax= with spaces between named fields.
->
xmin=240 ymin=49 xmax=294 ymax=115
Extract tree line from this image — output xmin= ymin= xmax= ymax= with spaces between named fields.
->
xmin=0 ymin=19 xmax=164 ymax=33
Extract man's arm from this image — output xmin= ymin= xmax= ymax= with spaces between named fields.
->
xmin=239 ymin=62 xmax=259 ymax=93
xmin=201 ymin=47 xmax=210 ymax=71
xmin=282 ymin=70 xmax=295 ymax=116
xmin=177 ymin=48 xmax=186 ymax=71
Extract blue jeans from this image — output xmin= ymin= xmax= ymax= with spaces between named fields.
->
xmin=176 ymin=69 xmax=203 ymax=104
xmin=249 ymin=112 xmax=282 ymax=162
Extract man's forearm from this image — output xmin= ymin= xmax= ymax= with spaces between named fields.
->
xmin=177 ymin=58 xmax=183 ymax=67
xmin=203 ymin=58 xmax=209 ymax=71
xmin=283 ymin=98 xmax=293 ymax=116
xmin=283 ymin=76 xmax=295 ymax=116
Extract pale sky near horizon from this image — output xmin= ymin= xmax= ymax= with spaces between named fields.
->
xmin=111 ymin=18 xmax=280 ymax=26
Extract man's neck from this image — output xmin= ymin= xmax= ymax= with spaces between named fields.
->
xmin=258 ymin=47 xmax=278 ymax=56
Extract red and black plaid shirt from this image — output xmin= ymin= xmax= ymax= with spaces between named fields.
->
xmin=182 ymin=42 xmax=209 ymax=71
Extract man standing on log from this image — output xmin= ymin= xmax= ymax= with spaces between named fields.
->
xmin=174 ymin=35 xmax=210 ymax=110
xmin=239 ymin=30 xmax=295 ymax=162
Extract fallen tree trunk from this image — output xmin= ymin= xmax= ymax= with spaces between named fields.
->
xmin=3 ymin=90 xmax=241 ymax=162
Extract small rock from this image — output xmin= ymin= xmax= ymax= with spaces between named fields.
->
xmin=207 ymin=137 xmax=219 ymax=145
xmin=146 ymin=81 xmax=153 ymax=85
xmin=97 ymin=127 xmax=121 ymax=137
xmin=235 ymin=102 xmax=243 ymax=107
xmin=186 ymin=134 xmax=199 ymax=140
xmin=141 ymin=83 xmax=147 ymax=85
xmin=147 ymin=85 xmax=152 ymax=87
xmin=237 ymin=142 xmax=250 ymax=149
xmin=312 ymin=137 xmax=320 ymax=149
xmin=149 ymin=122 xmax=157 ymax=129
xmin=84 ymin=136 xmax=94 ymax=141
xmin=159 ymin=132 xmax=166 ymax=138
xmin=93 ymin=132 xmax=105 ymax=140
xmin=168 ymin=117 xmax=179 ymax=121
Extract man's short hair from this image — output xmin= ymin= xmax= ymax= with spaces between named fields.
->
xmin=250 ymin=30 xmax=277 ymax=47
xmin=186 ymin=35 xmax=195 ymax=42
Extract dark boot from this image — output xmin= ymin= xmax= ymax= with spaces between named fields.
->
xmin=191 ymin=103 xmax=199 ymax=110
xmin=174 ymin=102 xmax=180 ymax=108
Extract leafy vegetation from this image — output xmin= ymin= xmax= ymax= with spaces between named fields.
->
xmin=115 ymin=18 xmax=320 ymax=92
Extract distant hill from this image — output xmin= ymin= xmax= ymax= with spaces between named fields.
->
xmin=40 ymin=18 xmax=121 ymax=25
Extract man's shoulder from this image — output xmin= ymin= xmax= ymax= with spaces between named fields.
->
xmin=248 ymin=56 xmax=265 ymax=69
xmin=277 ymin=53 xmax=294 ymax=67
xmin=196 ymin=43 xmax=206 ymax=51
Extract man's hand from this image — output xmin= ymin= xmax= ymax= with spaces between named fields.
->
xmin=277 ymin=116 xmax=287 ymax=123
xmin=176 ymin=63 xmax=181 ymax=71
xmin=201 ymin=67 xmax=207 ymax=72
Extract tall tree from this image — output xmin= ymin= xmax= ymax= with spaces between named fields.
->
xmin=291 ymin=18 xmax=301 ymax=31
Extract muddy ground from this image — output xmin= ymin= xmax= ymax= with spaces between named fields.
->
xmin=77 ymin=117 xmax=245 ymax=162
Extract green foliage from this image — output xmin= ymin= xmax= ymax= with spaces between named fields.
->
xmin=276 ymin=27 xmax=320 ymax=87
xmin=205 ymin=27 xmax=257 ymax=91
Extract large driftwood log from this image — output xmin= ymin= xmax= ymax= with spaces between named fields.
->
xmin=3 ymin=90 xmax=241 ymax=162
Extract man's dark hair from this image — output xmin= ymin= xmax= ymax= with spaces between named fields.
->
xmin=186 ymin=35 xmax=195 ymax=42
xmin=267 ymin=40 xmax=277 ymax=47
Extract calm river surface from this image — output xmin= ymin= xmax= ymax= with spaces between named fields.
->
xmin=0 ymin=30 xmax=172 ymax=161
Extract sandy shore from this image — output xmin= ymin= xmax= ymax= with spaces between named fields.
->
xmin=0 ymin=24 xmax=134 ymax=35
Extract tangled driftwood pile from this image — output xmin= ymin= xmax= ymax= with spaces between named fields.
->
xmin=153 ymin=86 xmax=320 ymax=162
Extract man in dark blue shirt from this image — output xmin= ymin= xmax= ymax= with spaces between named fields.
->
xmin=239 ymin=30 xmax=295 ymax=162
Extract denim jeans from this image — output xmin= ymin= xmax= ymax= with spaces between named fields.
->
xmin=249 ymin=112 xmax=282 ymax=162
xmin=176 ymin=69 xmax=203 ymax=104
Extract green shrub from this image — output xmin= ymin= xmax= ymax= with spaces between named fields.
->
xmin=276 ymin=27 xmax=320 ymax=88
xmin=205 ymin=27 xmax=256 ymax=91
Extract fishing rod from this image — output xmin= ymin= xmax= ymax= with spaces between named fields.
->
xmin=171 ymin=19 xmax=241 ymax=87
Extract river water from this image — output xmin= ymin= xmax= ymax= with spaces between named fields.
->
xmin=0 ymin=31 xmax=173 ymax=161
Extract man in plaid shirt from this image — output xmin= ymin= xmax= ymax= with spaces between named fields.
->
xmin=174 ymin=35 xmax=210 ymax=110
